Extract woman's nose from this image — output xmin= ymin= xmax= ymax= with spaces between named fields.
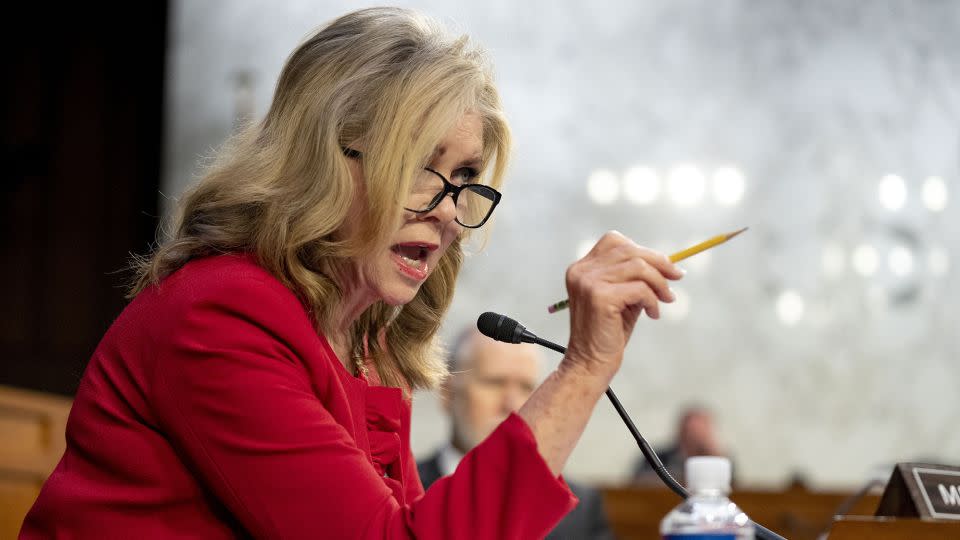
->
xmin=420 ymin=192 xmax=458 ymax=225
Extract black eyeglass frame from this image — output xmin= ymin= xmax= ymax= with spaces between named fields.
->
xmin=342 ymin=147 xmax=502 ymax=229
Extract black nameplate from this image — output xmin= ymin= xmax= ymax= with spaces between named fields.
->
xmin=877 ymin=462 xmax=960 ymax=520
xmin=912 ymin=466 xmax=960 ymax=520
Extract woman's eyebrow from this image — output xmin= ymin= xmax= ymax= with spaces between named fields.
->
xmin=430 ymin=145 xmax=483 ymax=166
xmin=457 ymin=156 xmax=483 ymax=168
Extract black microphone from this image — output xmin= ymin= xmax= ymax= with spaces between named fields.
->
xmin=476 ymin=311 xmax=786 ymax=540
xmin=477 ymin=312 xmax=538 ymax=345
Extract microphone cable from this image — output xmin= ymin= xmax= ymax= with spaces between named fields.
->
xmin=477 ymin=311 xmax=787 ymax=540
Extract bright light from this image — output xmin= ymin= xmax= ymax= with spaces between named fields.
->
xmin=821 ymin=243 xmax=846 ymax=279
xmin=663 ymin=287 xmax=690 ymax=321
xmin=622 ymin=166 xmax=660 ymax=205
xmin=922 ymin=176 xmax=948 ymax=212
xmin=587 ymin=169 xmax=620 ymax=205
xmin=878 ymin=174 xmax=907 ymax=211
xmin=887 ymin=245 xmax=914 ymax=277
xmin=776 ymin=290 xmax=805 ymax=326
xmin=928 ymin=247 xmax=949 ymax=276
xmin=667 ymin=165 xmax=706 ymax=207
xmin=712 ymin=166 xmax=746 ymax=206
xmin=852 ymin=244 xmax=879 ymax=276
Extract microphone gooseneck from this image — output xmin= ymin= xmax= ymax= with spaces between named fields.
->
xmin=476 ymin=312 xmax=786 ymax=540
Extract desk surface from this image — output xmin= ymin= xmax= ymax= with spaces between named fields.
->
xmin=601 ymin=485 xmax=883 ymax=540
xmin=828 ymin=515 xmax=960 ymax=539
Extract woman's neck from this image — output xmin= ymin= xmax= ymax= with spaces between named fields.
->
xmin=327 ymin=285 xmax=377 ymax=375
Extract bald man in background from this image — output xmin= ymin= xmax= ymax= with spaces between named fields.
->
xmin=418 ymin=328 xmax=614 ymax=540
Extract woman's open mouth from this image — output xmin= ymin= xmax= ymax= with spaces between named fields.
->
xmin=390 ymin=243 xmax=434 ymax=281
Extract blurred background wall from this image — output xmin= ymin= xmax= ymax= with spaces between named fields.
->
xmin=4 ymin=0 xmax=958 ymax=494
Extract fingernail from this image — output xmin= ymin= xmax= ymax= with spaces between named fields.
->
xmin=668 ymin=288 xmax=676 ymax=302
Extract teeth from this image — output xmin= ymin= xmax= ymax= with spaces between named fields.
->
xmin=400 ymin=254 xmax=422 ymax=268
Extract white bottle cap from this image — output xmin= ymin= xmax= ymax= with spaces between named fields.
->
xmin=685 ymin=456 xmax=732 ymax=493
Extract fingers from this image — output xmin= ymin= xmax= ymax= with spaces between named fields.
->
xmin=586 ymin=232 xmax=684 ymax=280
xmin=612 ymin=280 xmax=662 ymax=319
xmin=565 ymin=268 xmax=665 ymax=320
xmin=644 ymin=248 xmax=686 ymax=281
xmin=591 ymin=280 xmax=661 ymax=319
xmin=603 ymin=258 xmax=675 ymax=304
xmin=574 ymin=232 xmax=682 ymax=297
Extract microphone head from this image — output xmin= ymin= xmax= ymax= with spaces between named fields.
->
xmin=477 ymin=312 xmax=523 ymax=344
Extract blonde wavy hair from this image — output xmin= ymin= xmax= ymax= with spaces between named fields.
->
xmin=131 ymin=7 xmax=511 ymax=390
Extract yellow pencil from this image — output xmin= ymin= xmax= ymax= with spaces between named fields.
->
xmin=546 ymin=227 xmax=748 ymax=314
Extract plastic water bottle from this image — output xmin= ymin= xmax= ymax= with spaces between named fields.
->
xmin=660 ymin=456 xmax=755 ymax=539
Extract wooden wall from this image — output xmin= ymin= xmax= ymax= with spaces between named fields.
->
xmin=0 ymin=385 xmax=71 ymax=538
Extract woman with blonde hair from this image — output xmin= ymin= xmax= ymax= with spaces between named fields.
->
xmin=22 ymin=7 xmax=681 ymax=538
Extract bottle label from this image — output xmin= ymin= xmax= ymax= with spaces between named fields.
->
xmin=663 ymin=535 xmax=736 ymax=540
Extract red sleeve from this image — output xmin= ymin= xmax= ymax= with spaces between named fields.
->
xmin=150 ymin=276 xmax=576 ymax=539
xmin=404 ymin=440 xmax=427 ymax=503
xmin=411 ymin=414 xmax=579 ymax=539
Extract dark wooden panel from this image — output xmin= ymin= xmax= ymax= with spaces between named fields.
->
xmin=0 ymin=4 xmax=167 ymax=395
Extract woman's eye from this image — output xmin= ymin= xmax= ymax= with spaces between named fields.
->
xmin=453 ymin=167 xmax=480 ymax=184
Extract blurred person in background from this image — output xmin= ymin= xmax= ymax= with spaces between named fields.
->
xmin=419 ymin=327 xmax=615 ymax=539
xmin=633 ymin=404 xmax=730 ymax=486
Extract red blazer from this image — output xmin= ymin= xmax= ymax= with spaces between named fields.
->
xmin=21 ymin=254 xmax=576 ymax=539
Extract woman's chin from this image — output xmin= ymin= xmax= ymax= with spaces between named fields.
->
xmin=380 ymin=285 xmax=421 ymax=306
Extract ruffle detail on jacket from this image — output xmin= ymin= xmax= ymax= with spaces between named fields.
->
xmin=365 ymin=384 xmax=405 ymax=501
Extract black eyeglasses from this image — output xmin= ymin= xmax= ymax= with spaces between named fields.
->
xmin=342 ymin=147 xmax=502 ymax=228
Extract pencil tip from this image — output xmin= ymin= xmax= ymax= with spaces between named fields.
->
xmin=726 ymin=226 xmax=749 ymax=239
